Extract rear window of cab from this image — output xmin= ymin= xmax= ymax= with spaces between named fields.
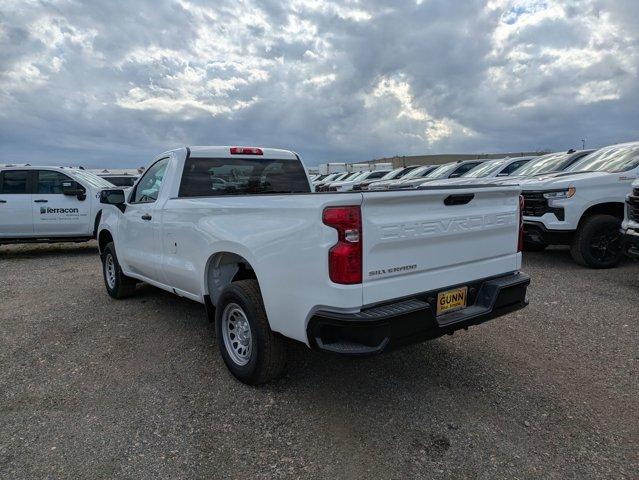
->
xmin=179 ymin=157 xmax=311 ymax=197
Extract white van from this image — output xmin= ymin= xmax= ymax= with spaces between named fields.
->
xmin=0 ymin=166 xmax=113 ymax=244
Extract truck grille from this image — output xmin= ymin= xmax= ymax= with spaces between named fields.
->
xmin=522 ymin=192 xmax=548 ymax=216
xmin=522 ymin=191 xmax=565 ymax=221
xmin=628 ymin=193 xmax=639 ymax=222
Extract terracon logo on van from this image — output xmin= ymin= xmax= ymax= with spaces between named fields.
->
xmin=40 ymin=207 xmax=80 ymax=214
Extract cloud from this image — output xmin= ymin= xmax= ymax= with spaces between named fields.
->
xmin=0 ymin=0 xmax=637 ymax=167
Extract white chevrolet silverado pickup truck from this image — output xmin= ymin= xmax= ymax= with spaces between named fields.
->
xmin=520 ymin=141 xmax=639 ymax=268
xmin=0 ymin=165 xmax=113 ymax=245
xmin=97 ymin=146 xmax=530 ymax=384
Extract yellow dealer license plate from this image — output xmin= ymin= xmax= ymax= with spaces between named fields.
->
xmin=436 ymin=286 xmax=468 ymax=316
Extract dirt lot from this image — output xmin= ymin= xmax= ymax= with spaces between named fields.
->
xmin=0 ymin=242 xmax=637 ymax=479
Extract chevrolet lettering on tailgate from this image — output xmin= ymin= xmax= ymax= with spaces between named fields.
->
xmin=379 ymin=212 xmax=516 ymax=241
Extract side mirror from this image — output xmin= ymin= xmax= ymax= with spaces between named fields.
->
xmin=100 ymin=189 xmax=126 ymax=212
xmin=62 ymin=181 xmax=86 ymax=200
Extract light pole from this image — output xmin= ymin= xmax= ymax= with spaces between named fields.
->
xmin=581 ymin=138 xmax=586 ymax=150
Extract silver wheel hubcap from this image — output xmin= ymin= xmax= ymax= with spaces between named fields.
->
xmin=221 ymin=303 xmax=252 ymax=366
xmin=105 ymin=253 xmax=116 ymax=289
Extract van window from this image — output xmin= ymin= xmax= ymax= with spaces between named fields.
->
xmin=36 ymin=170 xmax=73 ymax=194
xmin=0 ymin=170 xmax=29 ymax=194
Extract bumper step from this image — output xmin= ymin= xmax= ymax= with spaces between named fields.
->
xmin=308 ymin=272 xmax=530 ymax=356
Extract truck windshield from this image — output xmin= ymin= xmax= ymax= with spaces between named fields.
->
xmin=179 ymin=157 xmax=311 ymax=197
xmin=333 ymin=172 xmax=351 ymax=181
xmin=426 ymin=163 xmax=457 ymax=179
xmin=394 ymin=166 xmax=419 ymax=178
xmin=462 ymin=159 xmax=505 ymax=178
xmin=512 ymin=152 xmax=569 ymax=176
xmin=380 ymin=167 xmax=404 ymax=180
xmin=401 ymin=165 xmax=433 ymax=180
xmin=340 ymin=172 xmax=360 ymax=181
xmin=566 ymin=144 xmax=639 ymax=173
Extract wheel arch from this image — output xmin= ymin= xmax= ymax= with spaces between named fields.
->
xmin=97 ymin=228 xmax=113 ymax=255
xmin=579 ymin=202 xmax=625 ymax=225
xmin=93 ymin=209 xmax=102 ymax=238
xmin=204 ymin=251 xmax=260 ymax=307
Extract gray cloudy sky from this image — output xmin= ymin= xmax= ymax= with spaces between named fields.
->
xmin=1 ymin=0 xmax=638 ymax=167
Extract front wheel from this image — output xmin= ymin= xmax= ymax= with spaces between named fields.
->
xmin=570 ymin=214 xmax=623 ymax=269
xmin=215 ymin=279 xmax=286 ymax=385
xmin=102 ymin=242 xmax=137 ymax=298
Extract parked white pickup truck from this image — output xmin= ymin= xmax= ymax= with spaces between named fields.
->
xmin=0 ymin=165 xmax=113 ymax=244
xmin=97 ymin=146 xmax=530 ymax=384
xmin=622 ymin=179 xmax=639 ymax=258
xmin=520 ymin=141 xmax=639 ymax=268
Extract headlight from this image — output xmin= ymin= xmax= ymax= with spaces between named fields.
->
xmin=543 ymin=186 xmax=576 ymax=199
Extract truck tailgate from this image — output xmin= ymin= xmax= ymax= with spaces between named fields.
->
xmin=361 ymin=186 xmax=522 ymax=305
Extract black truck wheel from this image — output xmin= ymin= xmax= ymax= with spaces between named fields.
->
xmin=570 ymin=214 xmax=623 ymax=269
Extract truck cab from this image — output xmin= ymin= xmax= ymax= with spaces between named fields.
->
xmin=0 ymin=166 xmax=112 ymax=244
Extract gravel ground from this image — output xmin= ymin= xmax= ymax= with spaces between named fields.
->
xmin=0 ymin=242 xmax=637 ymax=479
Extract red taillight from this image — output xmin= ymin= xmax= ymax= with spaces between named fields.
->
xmin=518 ymin=194 xmax=524 ymax=252
xmin=230 ymin=146 xmax=263 ymax=155
xmin=323 ymin=206 xmax=362 ymax=284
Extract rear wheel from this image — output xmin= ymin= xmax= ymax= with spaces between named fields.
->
xmin=102 ymin=242 xmax=137 ymax=298
xmin=215 ymin=279 xmax=286 ymax=385
xmin=570 ymin=214 xmax=623 ymax=269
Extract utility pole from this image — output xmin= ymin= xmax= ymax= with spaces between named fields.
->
xmin=581 ymin=138 xmax=586 ymax=150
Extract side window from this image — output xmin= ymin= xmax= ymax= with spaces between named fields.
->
xmin=367 ymin=171 xmax=388 ymax=180
xmin=451 ymin=162 xmax=479 ymax=177
xmin=0 ymin=170 xmax=30 ymax=194
xmin=133 ymin=158 xmax=170 ymax=203
xmin=500 ymin=161 xmax=523 ymax=176
xmin=36 ymin=170 xmax=74 ymax=194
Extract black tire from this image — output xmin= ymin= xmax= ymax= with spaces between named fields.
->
xmin=570 ymin=214 xmax=623 ymax=269
xmin=215 ymin=279 xmax=286 ymax=385
xmin=102 ymin=242 xmax=137 ymax=298
xmin=523 ymin=241 xmax=547 ymax=252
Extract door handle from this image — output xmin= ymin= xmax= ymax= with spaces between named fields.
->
xmin=141 ymin=213 xmax=152 ymax=221
xmin=0 ymin=199 xmax=6 ymax=203
xmin=34 ymin=199 xmax=48 ymax=203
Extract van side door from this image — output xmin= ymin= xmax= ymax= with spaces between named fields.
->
xmin=32 ymin=170 xmax=92 ymax=237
